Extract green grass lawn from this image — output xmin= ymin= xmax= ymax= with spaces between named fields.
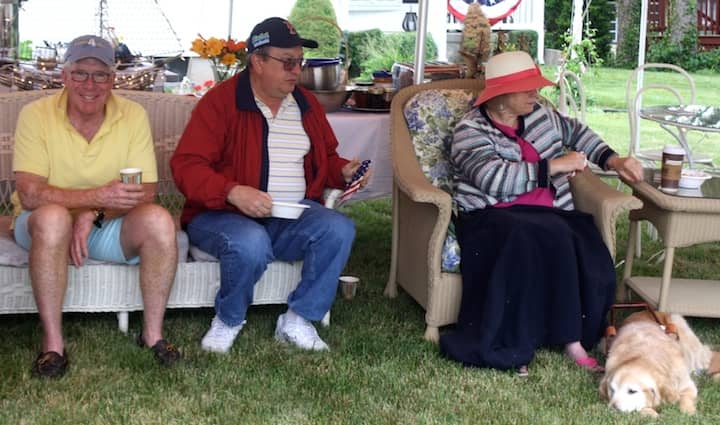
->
xmin=2 ymin=68 xmax=720 ymax=424
xmin=542 ymin=65 xmax=720 ymax=161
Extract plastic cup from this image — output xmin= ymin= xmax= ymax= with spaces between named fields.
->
xmin=120 ymin=168 xmax=142 ymax=184
xmin=660 ymin=146 xmax=684 ymax=192
xmin=339 ymin=275 xmax=359 ymax=300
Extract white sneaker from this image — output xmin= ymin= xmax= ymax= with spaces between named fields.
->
xmin=274 ymin=311 xmax=329 ymax=351
xmin=201 ymin=315 xmax=246 ymax=353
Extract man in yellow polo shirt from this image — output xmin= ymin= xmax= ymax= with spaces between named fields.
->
xmin=12 ymin=35 xmax=181 ymax=378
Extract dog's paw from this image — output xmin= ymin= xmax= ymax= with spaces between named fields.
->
xmin=640 ymin=407 xmax=659 ymax=417
xmin=679 ymin=400 xmax=697 ymax=415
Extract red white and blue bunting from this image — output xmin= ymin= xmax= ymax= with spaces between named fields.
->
xmin=447 ymin=0 xmax=523 ymax=25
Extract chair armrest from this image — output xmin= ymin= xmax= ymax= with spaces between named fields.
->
xmin=392 ymin=126 xmax=454 ymax=248
xmin=391 ymin=92 xmax=453 ymax=212
xmin=570 ymin=169 xmax=643 ymax=260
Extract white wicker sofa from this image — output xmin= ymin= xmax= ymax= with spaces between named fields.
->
xmin=0 ymin=89 xmax=335 ymax=333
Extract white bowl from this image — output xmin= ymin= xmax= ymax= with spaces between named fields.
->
xmin=676 ymin=188 xmax=704 ymax=197
xmin=271 ymin=201 xmax=309 ymax=219
xmin=679 ymin=170 xmax=712 ymax=189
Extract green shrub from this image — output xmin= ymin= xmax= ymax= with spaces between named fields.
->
xmin=544 ymin=0 xmax=572 ymax=51
xmin=496 ymin=30 xmax=538 ymax=61
xmin=345 ymin=29 xmax=384 ymax=79
xmin=288 ymin=0 xmax=341 ymax=59
xmin=545 ymin=0 xmax=613 ymax=61
xmin=646 ymin=26 xmax=720 ymax=72
xmin=356 ymin=32 xmax=437 ymax=80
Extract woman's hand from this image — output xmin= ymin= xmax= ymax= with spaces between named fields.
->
xmin=549 ymin=151 xmax=587 ymax=176
xmin=607 ymin=155 xmax=644 ymax=183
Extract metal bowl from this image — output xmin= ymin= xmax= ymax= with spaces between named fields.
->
xmin=300 ymin=58 xmax=343 ymax=91
xmin=311 ymin=88 xmax=352 ymax=112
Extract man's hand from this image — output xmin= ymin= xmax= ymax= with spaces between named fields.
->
xmin=607 ymin=155 xmax=644 ymax=183
xmin=70 ymin=210 xmax=95 ymax=266
xmin=341 ymin=159 xmax=372 ymax=188
xmin=226 ymin=185 xmax=273 ymax=218
xmin=96 ymin=180 xmax=146 ymax=210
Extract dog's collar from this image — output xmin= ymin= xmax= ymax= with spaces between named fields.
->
xmin=604 ymin=303 xmax=679 ymax=356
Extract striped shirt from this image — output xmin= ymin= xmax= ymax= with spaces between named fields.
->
xmin=451 ymin=104 xmax=617 ymax=213
xmin=256 ymin=94 xmax=310 ymax=203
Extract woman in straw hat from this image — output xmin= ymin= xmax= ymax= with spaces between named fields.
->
xmin=439 ymin=51 xmax=643 ymax=376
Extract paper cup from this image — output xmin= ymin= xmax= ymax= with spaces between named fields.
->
xmin=120 ymin=168 xmax=142 ymax=184
xmin=339 ymin=275 xmax=359 ymax=300
xmin=660 ymin=146 xmax=684 ymax=192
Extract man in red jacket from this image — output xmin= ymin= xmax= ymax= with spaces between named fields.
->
xmin=171 ymin=17 xmax=367 ymax=353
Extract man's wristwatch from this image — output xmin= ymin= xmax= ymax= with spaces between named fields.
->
xmin=92 ymin=208 xmax=105 ymax=229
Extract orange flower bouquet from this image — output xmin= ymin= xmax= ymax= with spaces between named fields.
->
xmin=190 ymin=35 xmax=247 ymax=82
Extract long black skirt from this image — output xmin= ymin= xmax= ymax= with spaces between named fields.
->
xmin=439 ymin=205 xmax=615 ymax=370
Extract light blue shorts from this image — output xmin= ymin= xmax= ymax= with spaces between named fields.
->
xmin=14 ymin=210 xmax=140 ymax=265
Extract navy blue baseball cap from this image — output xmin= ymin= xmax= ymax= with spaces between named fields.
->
xmin=247 ymin=17 xmax=318 ymax=53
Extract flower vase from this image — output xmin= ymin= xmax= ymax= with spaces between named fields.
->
xmin=212 ymin=62 xmax=243 ymax=82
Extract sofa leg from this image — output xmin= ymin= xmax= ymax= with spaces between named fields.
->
xmin=320 ymin=311 xmax=331 ymax=327
xmin=117 ymin=312 xmax=129 ymax=334
xmin=424 ymin=326 xmax=439 ymax=344
xmin=383 ymin=280 xmax=398 ymax=298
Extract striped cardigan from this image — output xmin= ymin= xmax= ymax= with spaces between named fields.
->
xmin=451 ymin=104 xmax=617 ymax=213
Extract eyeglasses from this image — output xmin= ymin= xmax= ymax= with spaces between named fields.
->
xmin=262 ymin=54 xmax=306 ymax=71
xmin=69 ymin=70 xmax=113 ymax=83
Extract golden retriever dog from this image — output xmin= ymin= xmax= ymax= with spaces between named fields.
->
xmin=599 ymin=311 xmax=718 ymax=417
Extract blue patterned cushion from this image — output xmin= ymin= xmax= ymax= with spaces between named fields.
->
xmin=404 ymin=89 xmax=475 ymax=273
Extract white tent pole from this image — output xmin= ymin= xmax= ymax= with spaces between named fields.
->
xmin=227 ymin=0 xmax=234 ymax=39
xmin=638 ymin=0 xmax=648 ymax=67
xmin=634 ymin=0 xmax=649 ymax=151
xmin=412 ymin=0 xmax=428 ymax=85
xmin=570 ymin=0 xmax=583 ymax=59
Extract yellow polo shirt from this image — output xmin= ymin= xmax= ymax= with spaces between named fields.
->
xmin=11 ymin=89 xmax=158 ymax=217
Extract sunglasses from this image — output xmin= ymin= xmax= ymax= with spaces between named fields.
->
xmin=262 ymin=54 xmax=306 ymax=71
xmin=69 ymin=70 xmax=113 ymax=83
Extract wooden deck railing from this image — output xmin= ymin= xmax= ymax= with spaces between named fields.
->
xmin=649 ymin=0 xmax=720 ymax=50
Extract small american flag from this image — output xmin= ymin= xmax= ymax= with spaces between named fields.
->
xmin=339 ymin=159 xmax=371 ymax=204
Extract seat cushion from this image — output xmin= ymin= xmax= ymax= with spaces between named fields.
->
xmin=404 ymin=88 xmax=475 ymax=272
xmin=404 ymin=88 xmax=475 ymax=194
xmin=189 ymin=245 xmax=218 ymax=262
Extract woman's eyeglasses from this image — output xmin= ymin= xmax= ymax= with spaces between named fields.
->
xmin=263 ymin=54 xmax=306 ymax=71
xmin=69 ymin=70 xmax=113 ymax=83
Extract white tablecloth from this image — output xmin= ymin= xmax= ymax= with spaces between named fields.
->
xmin=327 ymin=110 xmax=392 ymax=201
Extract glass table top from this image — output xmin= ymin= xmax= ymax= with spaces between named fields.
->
xmin=639 ymin=105 xmax=720 ymax=132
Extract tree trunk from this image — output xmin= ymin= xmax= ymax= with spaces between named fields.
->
xmin=668 ymin=0 xmax=696 ymax=48
xmin=615 ymin=0 xmax=638 ymax=66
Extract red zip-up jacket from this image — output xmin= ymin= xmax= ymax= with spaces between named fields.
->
xmin=170 ymin=70 xmax=349 ymax=226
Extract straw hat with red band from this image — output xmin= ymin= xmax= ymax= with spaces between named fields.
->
xmin=474 ymin=51 xmax=555 ymax=106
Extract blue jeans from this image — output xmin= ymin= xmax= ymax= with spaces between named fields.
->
xmin=186 ymin=200 xmax=355 ymax=326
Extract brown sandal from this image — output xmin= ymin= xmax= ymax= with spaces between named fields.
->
xmin=32 ymin=350 xmax=69 ymax=378
xmin=136 ymin=334 xmax=182 ymax=366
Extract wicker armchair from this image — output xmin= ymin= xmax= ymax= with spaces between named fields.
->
xmin=383 ymin=79 xmax=643 ymax=342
